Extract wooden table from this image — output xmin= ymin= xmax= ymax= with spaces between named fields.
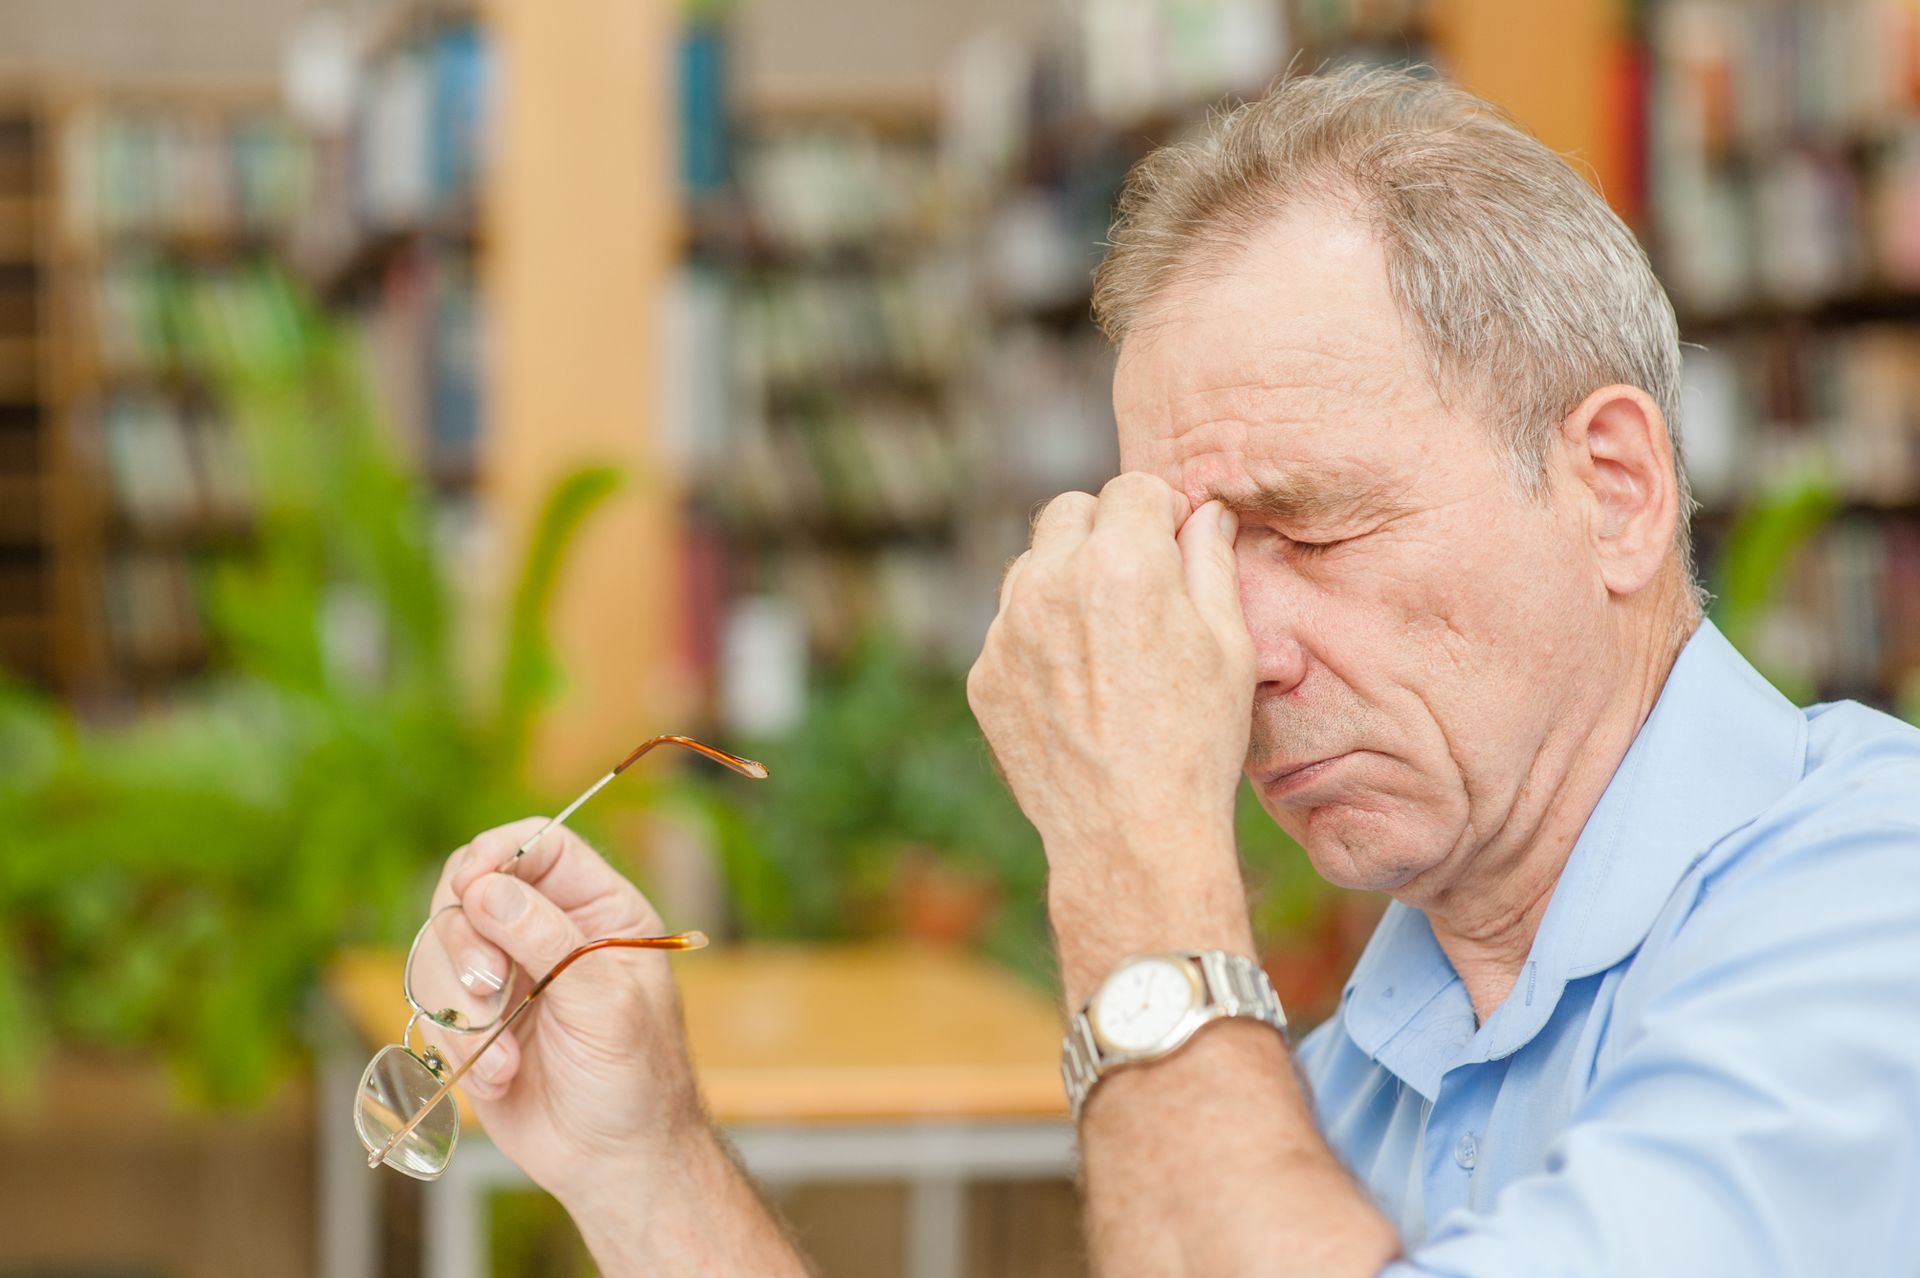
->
xmin=320 ymin=942 xmax=1076 ymax=1278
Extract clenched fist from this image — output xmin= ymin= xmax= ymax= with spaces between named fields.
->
xmin=967 ymin=472 xmax=1260 ymax=1003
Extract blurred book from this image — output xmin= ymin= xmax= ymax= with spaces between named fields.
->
xmin=100 ymin=548 xmax=205 ymax=672
xmin=1685 ymin=325 xmax=1920 ymax=510
xmin=1652 ymin=0 xmax=1920 ymax=316
xmin=60 ymin=107 xmax=314 ymax=245
xmin=679 ymin=120 xmax=984 ymax=678
xmin=96 ymin=394 xmax=254 ymax=536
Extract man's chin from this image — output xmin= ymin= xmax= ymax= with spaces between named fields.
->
xmin=1292 ymin=807 xmax=1437 ymax=894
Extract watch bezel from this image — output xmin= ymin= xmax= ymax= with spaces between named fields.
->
xmin=1086 ymin=954 xmax=1205 ymax=1057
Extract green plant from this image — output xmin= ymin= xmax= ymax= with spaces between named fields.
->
xmin=680 ymin=637 xmax=1052 ymax=979
xmin=0 ymin=267 xmax=619 ymax=1105
xmin=1711 ymin=471 xmax=1920 ymax=738
xmin=1708 ymin=467 xmax=1843 ymax=704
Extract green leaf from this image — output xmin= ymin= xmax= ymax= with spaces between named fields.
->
xmin=494 ymin=465 xmax=626 ymax=771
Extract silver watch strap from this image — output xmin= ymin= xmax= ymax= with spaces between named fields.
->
xmin=1061 ymin=950 xmax=1288 ymax=1122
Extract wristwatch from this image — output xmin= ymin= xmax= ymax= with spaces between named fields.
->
xmin=1062 ymin=950 xmax=1288 ymax=1121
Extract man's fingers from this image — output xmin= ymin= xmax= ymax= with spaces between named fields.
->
xmin=1000 ymin=492 xmax=1095 ymax=613
xmin=460 ymin=873 xmax=592 ymax=986
xmin=441 ymin=819 xmax=648 ymax=924
xmin=999 ymin=549 xmax=1032 ymax=612
xmin=1030 ymin=491 xmax=1097 ymax=559
xmin=1094 ymin=471 xmax=1191 ymax=539
xmin=448 ymin=1024 xmax=521 ymax=1100
xmin=1178 ymin=500 xmax=1252 ymax=654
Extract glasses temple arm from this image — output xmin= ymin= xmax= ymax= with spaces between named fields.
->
xmin=496 ymin=736 xmax=767 ymax=875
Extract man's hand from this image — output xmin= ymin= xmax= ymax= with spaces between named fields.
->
xmin=966 ymin=472 xmax=1257 ymax=1002
xmin=969 ymin=473 xmax=1400 ymax=1275
xmin=421 ymin=819 xmax=699 ymax=1206
xmin=420 ymin=822 xmax=808 ymax=1275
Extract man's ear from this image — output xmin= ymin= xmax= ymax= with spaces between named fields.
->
xmin=1558 ymin=384 xmax=1680 ymax=599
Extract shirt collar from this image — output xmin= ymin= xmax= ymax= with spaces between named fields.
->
xmin=1334 ymin=620 xmax=1809 ymax=1095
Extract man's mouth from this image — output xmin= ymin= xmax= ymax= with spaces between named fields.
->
xmin=1253 ymin=753 xmax=1355 ymax=796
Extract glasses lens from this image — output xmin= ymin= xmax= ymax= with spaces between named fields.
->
xmin=405 ymin=903 xmax=516 ymax=1032
xmin=356 ymin=1045 xmax=459 ymax=1180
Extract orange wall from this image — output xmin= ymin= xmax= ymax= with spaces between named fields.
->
xmin=485 ymin=0 xmax=684 ymax=785
xmin=1434 ymin=0 xmax=1634 ymax=214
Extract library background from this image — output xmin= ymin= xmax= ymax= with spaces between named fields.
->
xmin=0 ymin=0 xmax=1916 ymax=1275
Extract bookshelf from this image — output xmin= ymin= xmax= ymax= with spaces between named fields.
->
xmin=19 ymin=84 xmax=317 ymax=707
xmin=677 ymin=106 xmax=991 ymax=713
xmin=0 ymin=83 xmax=311 ymax=703
xmin=1647 ymin=0 xmax=1920 ymax=706
xmin=301 ymin=8 xmax=488 ymax=502
xmin=0 ymin=89 xmax=51 ymax=687
xmin=291 ymin=0 xmax=691 ymax=784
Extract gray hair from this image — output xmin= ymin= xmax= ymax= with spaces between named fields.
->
xmin=1093 ymin=68 xmax=1699 ymax=597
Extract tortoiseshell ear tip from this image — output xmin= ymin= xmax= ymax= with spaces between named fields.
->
xmin=735 ymin=758 xmax=770 ymax=780
xmin=679 ymin=930 xmax=711 ymax=950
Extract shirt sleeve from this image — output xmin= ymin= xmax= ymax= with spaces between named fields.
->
xmin=1386 ymin=817 xmax=1920 ymax=1278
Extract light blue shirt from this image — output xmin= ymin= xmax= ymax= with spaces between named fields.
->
xmin=1297 ymin=621 xmax=1920 ymax=1275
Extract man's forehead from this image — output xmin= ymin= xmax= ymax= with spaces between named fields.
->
xmin=1116 ymin=300 xmax=1404 ymax=406
xmin=1113 ymin=318 xmax=1424 ymax=504
xmin=1116 ymin=297 xmax=1423 ymax=465
xmin=1109 ymin=203 xmax=1458 ymax=518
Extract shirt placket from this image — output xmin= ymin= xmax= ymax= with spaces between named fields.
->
xmin=1421 ymin=1060 xmax=1500 ymax=1224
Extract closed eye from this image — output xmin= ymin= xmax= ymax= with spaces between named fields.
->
xmin=1235 ymin=523 xmax=1357 ymax=558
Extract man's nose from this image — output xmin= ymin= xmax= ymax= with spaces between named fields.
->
xmin=1252 ymin=631 xmax=1309 ymax=697
xmin=1238 ymin=566 xmax=1310 ymax=696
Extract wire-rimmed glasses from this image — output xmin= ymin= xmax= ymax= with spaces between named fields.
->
xmin=354 ymin=734 xmax=768 ymax=1180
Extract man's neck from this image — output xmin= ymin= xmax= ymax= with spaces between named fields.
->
xmin=1420 ymin=601 xmax=1698 ymax=1022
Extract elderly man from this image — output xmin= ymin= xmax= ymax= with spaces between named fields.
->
xmin=419 ymin=70 xmax=1920 ymax=1274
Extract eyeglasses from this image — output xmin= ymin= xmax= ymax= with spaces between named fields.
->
xmin=354 ymin=734 xmax=768 ymax=1180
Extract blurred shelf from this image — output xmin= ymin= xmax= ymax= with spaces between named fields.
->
xmin=0 ymin=472 xmax=42 ymax=543
xmin=62 ymin=225 xmax=285 ymax=266
xmin=758 ymin=366 xmax=951 ymax=406
xmin=310 ymin=207 xmax=481 ymax=301
xmin=991 ymin=286 xmax=1096 ymax=331
xmin=93 ymin=364 xmax=213 ymax=398
xmin=684 ymin=224 xmax=937 ymax=273
xmin=364 ymin=0 xmax=487 ymax=61
xmin=7 ymin=82 xmax=315 ymax=706
xmin=0 ymin=335 xmax=38 ymax=398
xmin=733 ymin=89 xmax=940 ymax=137
xmin=424 ymin=453 xmax=480 ymax=491
xmin=713 ymin=512 xmax=959 ymax=549
xmin=1679 ymin=288 xmax=1920 ymax=335
xmin=1696 ymin=497 xmax=1920 ymax=523
xmin=0 ymin=612 xmax=49 ymax=676
xmin=104 ymin=517 xmax=255 ymax=551
xmin=0 ymin=194 xmax=42 ymax=257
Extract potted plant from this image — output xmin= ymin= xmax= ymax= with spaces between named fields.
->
xmin=0 ymin=269 xmax=622 ymax=1106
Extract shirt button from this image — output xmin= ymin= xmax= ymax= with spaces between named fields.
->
xmin=1453 ymin=1133 xmax=1478 ymax=1171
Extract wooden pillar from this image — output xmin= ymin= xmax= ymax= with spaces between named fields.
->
xmin=1432 ymin=0 xmax=1635 ymax=215
xmin=484 ymin=0 xmax=682 ymax=785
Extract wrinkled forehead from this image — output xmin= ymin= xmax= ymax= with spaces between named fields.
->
xmin=1110 ymin=219 xmax=1449 ymax=510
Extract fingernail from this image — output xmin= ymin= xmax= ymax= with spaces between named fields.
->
xmin=1218 ymin=504 xmax=1238 ymax=540
xmin=457 ymin=952 xmax=507 ymax=993
xmin=472 ymin=1046 xmax=507 ymax=1084
xmin=481 ymin=875 xmax=527 ymax=923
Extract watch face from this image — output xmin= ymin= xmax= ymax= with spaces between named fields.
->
xmin=1090 ymin=957 xmax=1199 ymax=1054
